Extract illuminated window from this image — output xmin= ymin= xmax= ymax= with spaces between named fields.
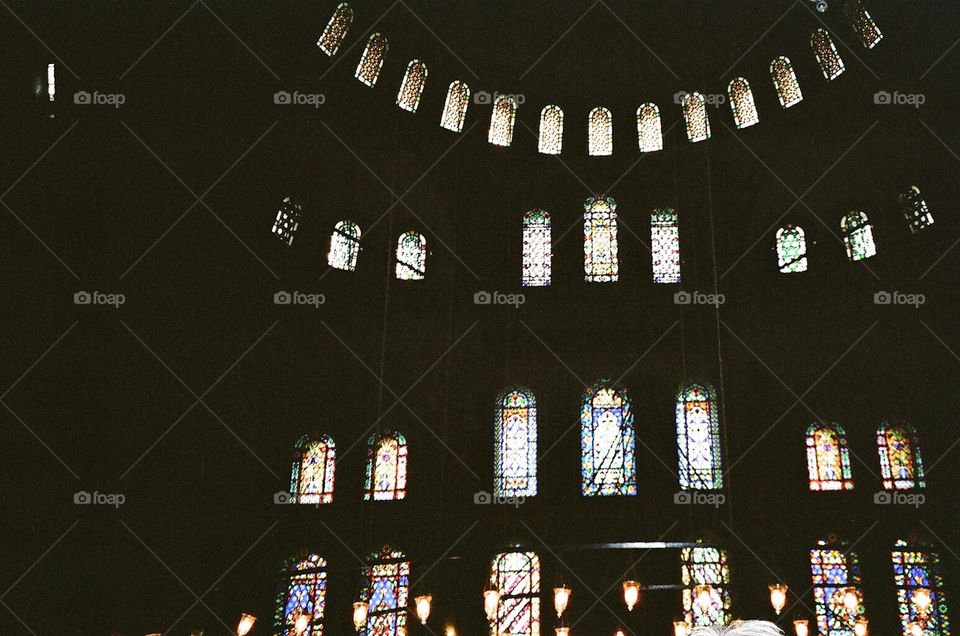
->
xmin=877 ymin=422 xmax=925 ymax=490
xmin=361 ymin=546 xmax=409 ymax=636
xmin=275 ymin=553 xmax=327 ymax=636
xmin=581 ymin=380 xmax=636 ymax=497
xmin=806 ymin=422 xmax=854 ymax=491
xmin=355 ymin=33 xmax=388 ymax=87
xmin=811 ymin=29 xmax=846 ymax=80
xmin=395 ymin=232 xmax=426 ymax=280
xmin=845 ymin=0 xmax=883 ymax=49
xmin=651 ymin=208 xmax=681 ymax=284
xmin=46 ymin=63 xmax=56 ymax=102
xmin=316 ymin=3 xmax=353 ymax=56
xmin=327 ymin=220 xmax=361 ymax=271
xmin=776 ymin=225 xmax=808 ymax=273
xmin=841 ymin=211 xmax=876 ymax=261
xmin=363 ymin=431 xmax=408 ymax=501
xmin=676 ymin=382 xmax=723 ymax=491
xmin=811 ymin=541 xmax=865 ymax=636
xmin=728 ymin=77 xmax=759 ymax=129
xmin=637 ymin=103 xmax=663 ymax=152
xmin=588 ymin=107 xmax=613 ymax=156
xmin=891 ymin=540 xmax=950 ymax=636
xmin=538 ymin=105 xmax=563 ymax=155
xmin=495 ymin=388 xmax=537 ymax=497
xmin=290 ymin=435 xmax=336 ymax=504
xmin=584 ymin=196 xmax=618 ymax=283
xmin=522 ymin=209 xmax=551 ymax=287
xmin=396 ymin=60 xmax=427 ymax=113
xmin=681 ymin=546 xmax=731 ymax=627
xmin=272 ymin=196 xmax=302 ymax=246
xmin=488 ymin=95 xmax=517 ymax=147
xmin=771 ymin=56 xmax=803 ymax=108
xmin=489 ymin=551 xmax=541 ymax=636
xmin=682 ymin=92 xmax=711 ymax=143
xmin=440 ymin=81 xmax=470 ymax=132
xmin=900 ymin=186 xmax=934 ymax=233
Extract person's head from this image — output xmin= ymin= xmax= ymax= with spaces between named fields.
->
xmin=691 ymin=620 xmax=785 ymax=636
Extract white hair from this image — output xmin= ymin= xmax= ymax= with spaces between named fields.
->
xmin=690 ymin=621 xmax=785 ymax=636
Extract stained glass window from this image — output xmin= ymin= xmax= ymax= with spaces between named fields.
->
xmin=364 ymin=431 xmax=408 ymax=501
xmin=776 ymin=225 xmax=808 ymax=273
xmin=361 ymin=546 xmax=410 ymax=636
xmin=681 ymin=546 xmax=731 ymax=627
xmin=495 ymin=389 xmax=537 ymax=498
xmin=900 ymin=186 xmax=934 ymax=234
xmin=810 ymin=542 xmax=865 ymax=636
xmin=877 ymin=422 xmax=925 ymax=490
xmin=676 ymin=382 xmax=723 ymax=491
xmin=396 ymin=60 xmax=427 ymax=113
xmin=652 ymin=208 xmax=680 ymax=284
xmin=290 ymin=435 xmax=336 ymax=504
xmin=682 ymin=92 xmax=711 ymax=143
xmin=811 ymin=29 xmax=846 ymax=80
xmin=728 ymin=77 xmax=759 ymax=129
xmin=538 ymin=105 xmax=563 ymax=155
xmin=275 ymin=553 xmax=328 ymax=636
xmin=891 ymin=540 xmax=950 ymax=636
xmin=584 ymin=196 xmax=619 ymax=283
xmin=637 ymin=103 xmax=663 ymax=153
xmin=845 ymin=0 xmax=883 ymax=49
xmin=841 ymin=211 xmax=877 ymax=261
xmin=581 ymin=380 xmax=636 ymax=497
xmin=588 ymin=107 xmax=613 ymax=156
xmin=395 ymin=231 xmax=426 ymax=280
xmin=328 ymin=220 xmax=361 ymax=271
xmin=522 ymin=209 xmax=551 ymax=287
xmin=488 ymin=94 xmax=517 ymax=147
xmin=806 ymin=422 xmax=854 ymax=491
xmin=272 ymin=197 xmax=302 ymax=247
xmin=355 ymin=33 xmax=388 ymax=87
xmin=440 ymin=81 xmax=470 ymax=133
xmin=46 ymin=63 xmax=55 ymax=102
xmin=317 ymin=3 xmax=353 ymax=56
xmin=489 ymin=551 xmax=541 ymax=636
xmin=771 ymin=56 xmax=803 ymax=108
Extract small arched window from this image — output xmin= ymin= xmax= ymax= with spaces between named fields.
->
xmin=588 ymin=107 xmax=613 ymax=156
xmin=581 ymin=380 xmax=636 ymax=496
xmin=637 ymin=103 xmax=663 ymax=153
xmin=488 ymin=551 xmax=541 ymax=636
xmin=396 ymin=60 xmax=427 ymax=113
xmin=682 ymin=92 xmax=711 ymax=143
xmin=845 ymin=0 xmax=883 ymax=49
xmin=327 ymin=220 xmax=361 ymax=271
xmin=676 ymin=382 xmax=723 ymax=491
xmin=877 ymin=422 xmax=925 ymax=490
xmin=495 ymin=388 xmax=538 ymax=497
xmin=771 ymin=56 xmax=803 ymax=108
xmin=440 ymin=81 xmax=470 ymax=132
xmin=776 ymin=225 xmax=808 ymax=273
xmin=891 ymin=540 xmax=950 ymax=636
xmin=841 ymin=211 xmax=877 ymax=261
xmin=584 ymin=196 xmax=619 ymax=283
xmin=364 ymin=431 xmax=408 ymax=500
xmin=728 ymin=77 xmax=759 ymax=129
xmin=522 ymin=209 xmax=551 ymax=287
xmin=395 ymin=231 xmax=426 ymax=280
xmin=317 ymin=3 xmax=353 ymax=56
xmin=355 ymin=33 xmax=388 ymax=87
xmin=275 ymin=553 xmax=328 ymax=636
xmin=811 ymin=539 xmax=866 ymax=636
xmin=681 ymin=546 xmax=732 ymax=627
xmin=272 ymin=196 xmax=302 ymax=246
xmin=900 ymin=186 xmax=934 ymax=233
xmin=806 ymin=422 xmax=854 ymax=490
xmin=538 ymin=105 xmax=563 ymax=155
xmin=360 ymin=546 xmax=410 ymax=636
xmin=811 ymin=28 xmax=846 ymax=80
xmin=488 ymin=94 xmax=517 ymax=147
xmin=651 ymin=208 xmax=680 ymax=284
xmin=290 ymin=435 xmax=336 ymax=504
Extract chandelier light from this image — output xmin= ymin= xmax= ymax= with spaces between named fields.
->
xmin=674 ymin=620 xmax=691 ymax=636
xmin=793 ymin=619 xmax=810 ymax=636
xmin=853 ymin=618 xmax=869 ymax=636
xmin=237 ymin=614 xmax=257 ymax=636
xmin=912 ymin=588 xmax=933 ymax=615
xmin=294 ymin=612 xmax=310 ymax=635
xmin=554 ymin=585 xmax=572 ymax=618
xmin=415 ymin=594 xmax=432 ymax=625
xmin=769 ymin=584 xmax=789 ymax=615
xmin=622 ymin=580 xmax=641 ymax=611
xmin=694 ymin=584 xmax=714 ymax=611
xmin=842 ymin=588 xmax=860 ymax=613
xmin=445 ymin=626 xmax=457 ymax=636
xmin=353 ymin=601 xmax=369 ymax=631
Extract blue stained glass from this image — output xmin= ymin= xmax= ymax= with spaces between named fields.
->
xmin=580 ymin=380 xmax=636 ymax=496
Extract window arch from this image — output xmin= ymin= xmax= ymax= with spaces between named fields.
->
xmin=651 ymin=208 xmax=680 ymax=284
xmin=364 ymin=431 xmax=408 ymax=500
xmin=891 ymin=539 xmax=950 ymax=636
xmin=682 ymin=92 xmax=711 ymax=143
xmin=806 ymin=422 xmax=854 ymax=491
xmin=676 ymin=382 xmax=723 ymax=491
xmin=360 ymin=546 xmax=410 ymax=636
xmin=395 ymin=231 xmax=426 ymax=280
xmin=811 ymin=540 xmax=866 ymax=636
xmin=845 ymin=0 xmax=883 ymax=49
xmin=841 ymin=211 xmax=877 ymax=261
xmin=811 ymin=29 xmax=846 ymax=80
xmin=878 ymin=422 xmax=925 ymax=490
xmin=355 ymin=33 xmax=388 ymax=87
xmin=588 ymin=107 xmax=613 ymax=156
xmin=776 ymin=225 xmax=808 ymax=273
xmin=440 ymin=81 xmax=470 ymax=132
xmin=275 ymin=553 xmax=328 ymax=636
xmin=489 ymin=551 xmax=541 ymax=636
xmin=900 ymin=186 xmax=934 ymax=233
xmin=327 ymin=220 xmax=361 ymax=271
xmin=583 ymin=196 xmax=619 ymax=283
xmin=272 ymin=196 xmax=302 ymax=246
xmin=538 ymin=105 xmax=563 ymax=155
xmin=290 ymin=435 xmax=336 ymax=504
xmin=495 ymin=388 xmax=538 ymax=498
xmin=771 ymin=56 xmax=803 ymax=108
xmin=581 ymin=380 xmax=636 ymax=497
xmin=396 ymin=60 xmax=427 ymax=113
xmin=728 ymin=77 xmax=759 ymax=129
xmin=316 ymin=3 xmax=353 ymax=56
xmin=488 ymin=94 xmax=517 ymax=147
xmin=522 ymin=210 xmax=551 ymax=287
xmin=681 ymin=546 xmax=731 ymax=627
xmin=637 ymin=103 xmax=663 ymax=152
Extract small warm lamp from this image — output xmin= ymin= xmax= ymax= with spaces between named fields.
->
xmin=237 ymin=613 xmax=256 ymax=636
xmin=793 ymin=619 xmax=810 ymax=636
xmin=674 ymin=620 xmax=691 ymax=636
xmin=445 ymin=625 xmax=457 ymax=636
xmin=556 ymin=627 xmax=571 ymax=636
xmin=622 ymin=580 xmax=641 ymax=611
xmin=908 ymin=621 xmax=924 ymax=636
xmin=484 ymin=583 xmax=501 ymax=620
xmin=853 ymin=618 xmax=869 ymax=636
xmin=842 ymin=588 xmax=860 ymax=613
xmin=415 ymin=594 xmax=432 ymax=625
xmin=353 ymin=601 xmax=369 ymax=631
xmin=694 ymin=584 xmax=714 ymax=611
xmin=769 ymin=584 xmax=788 ymax=615
xmin=912 ymin=588 xmax=933 ymax=615
xmin=294 ymin=612 xmax=310 ymax=635
xmin=554 ymin=585 xmax=572 ymax=618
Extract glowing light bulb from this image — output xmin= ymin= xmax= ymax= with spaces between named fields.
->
xmin=237 ymin=614 xmax=256 ymax=636
xmin=694 ymin=584 xmax=714 ymax=611
xmin=415 ymin=594 xmax=432 ymax=625
xmin=484 ymin=588 xmax=501 ymax=620
xmin=912 ymin=589 xmax=932 ymax=615
xmin=674 ymin=620 xmax=691 ymax=636
xmin=622 ymin=580 xmax=641 ymax=611
xmin=353 ymin=601 xmax=369 ymax=631
xmin=793 ymin=619 xmax=810 ymax=636
xmin=554 ymin=586 xmax=572 ymax=618
xmin=769 ymin=584 xmax=788 ymax=615
xmin=294 ymin=612 xmax=309 ymax=635
xmin=853 ymin=618 xmax=869 ymax=636
xmin=843 ymin=588 xmax=860 ymax=613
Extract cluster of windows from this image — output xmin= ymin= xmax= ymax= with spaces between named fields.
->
xmin=805 ymin=421 xmax=925 ymax=491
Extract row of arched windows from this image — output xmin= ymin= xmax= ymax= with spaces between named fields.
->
xmin=807 ymin=421 xmax=926 ymax=491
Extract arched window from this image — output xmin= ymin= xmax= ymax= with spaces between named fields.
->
xmin=651 ymin=208 xmax=680 ymax=284
xmin=583 ymin=196 xmax=619 ymax=283
xmin=522 ymin=209 xmax=551 ymax=287
xmin=728 ymin=77 xmax=759 ymax=129
xmin=900 ymin=186 xmax=934 ymax=233
xmin=290 ymin=435 xmax=336 ymax=504
xmin=538 ymin=105 xmax=563 ymax=155
xmin=316 ymin=3 xmax=353 ymax=56
xmin=806 ymin=422 xmax=854 ymax=491
xmin=355 ymin=33 xmax=388 ymax=87
xmin=891 ymin=539 xmax=950 ymax=636
xmin=488 ymin=94 xmax=517 ymax=147
xmin=771 ymin=56 xmax=803 ymax=108
xmin=360 ymin=546 xmax=410 ymax=636
xmin=588 ymin=107 xmax=613 ymax=156
xmin=845 ymin=0 xmax=883 ymax=49
xmin=440 ymin=81 xmax=470 ymax=132
xmin=841 ymin=211 xmax=877 ymax=261
xmin=681 ymin=546 xmax=731 ymax=627
xmin=364 ymin=431 xmax=408 ymax=501
xmin=877 ymin=422 xmax=925 ymax=490
xmin=811 ymin=28 xmax=846 ymax=80
xmin=682 ymin=92 xmax=711 ymax=143
xmin=272 ymin=196 xmax=302 ymax=246
xmin=396 ymin=60 xmax=427 ymax=113
xmin=676 ymin=382 xmax=723 ymax=491
xmin=327 ymin=220 xmax=361 ymax=271
xmin=637 ymin=103 xmax=663 ymax=152
xmin=581 ymin=380 xmax=636 ymax=496
xmin=811 ymin=540 xmax=866 ymax=636
xmin=776 ymin=225 xmax=808 ymax=273
xmin=275 ymin=553 xmax=328 ymax=636
xmin=495 ymin=388 xmax=538 ymax=498
xmin=488 ymin=551 xmax=541 ymax=636
xmin=395 ymin=231 xmax=426 ymax=280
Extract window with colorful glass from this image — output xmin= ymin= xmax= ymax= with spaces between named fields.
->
xmin=581 ymin=380 xmax=636 ymax=497
xmin=360 ymin=546 xmax=410 ymax=636
xmin=810 ymin=541 xmax=866 ymax=636
xmin=275 ymin=553 xmax=328 ymax=636
xmin=806 ymin=422 xmax=854 ymax=491
xmin=682 ymin=92 xmax=711 ymax=142
xmin=440 ymin=81 xmax=470 ymax=133
xmin=328 ymin=220 xmax=361 ymax=271
xmin=841 ymin=211 xmax=877 ymax=261
xmin=651 ymin=208 xmax=681 ymax=284
xmin=395 ymin=231 xmax=426 ymax=280
xmin=272 ymin=196 xmax=302 ymax=246
xmin=489 ymin=94 xmax=517 ymax=147
xmin=637 ymin=103 xmax=663 ymax=153
xmin=811 ymin=28 xmax=846 ymax=80
xmin=355 ymin=33 xmax=388 ymax=87
xmin=489 ymin=551 xmax=541 ymax=636
xmin=891 ymin=539 xmax=950 ymax=636
xmin=588 ymin=107 xmax=613 ymax=156
xmin=676 ymin=382 xmax=723 ymax=491
xmin=290 ymin=435 xmax=336 ymax=504
xmin=877 ymin=422 xmax=925 ymax=490
xmin=845 ymin=0 xmax=883 ymax=49
xmin=317 ymin=3 xmax=353 ymax=56
xmin=364 ymin=431 xmax=408 ymax=501
xmin=495 ymin=388 xmax=538 ymax=498
xmin=396 ymin=60 xmax=427 ymax=113
xmin=900 ymin=186 xmax=934 ymax=234
xmin=728 ymin=77 xmax=759 ymax=129
xmin=538 ymin=105 xmax=563 ymax=155
xmin=776 ymin=225 xmax=808 ymax=273
xmin=771 ymin=56 xmax=803 ymax=108
xmin=681 ymin=546 xmax=732 ymax=627
xmin=584 ymin=196 xmax=619 ymax=283
xmin=522 ymin=210 xmax=551 ymax=287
